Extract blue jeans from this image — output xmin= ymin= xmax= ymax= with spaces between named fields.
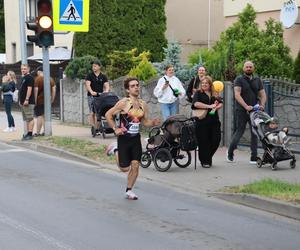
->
xmin=160 ymin=102 xmax=177 ymax=120
xmin=3 ymin=95 xmax=15 ymax=127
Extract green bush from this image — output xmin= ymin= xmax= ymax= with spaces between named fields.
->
xmin=73 ymin=0 xmax=167 ymax=64
xmin=65 ymin=55 xmax=97 ymax=80
xmin=106 ymin=49 xmax=152 ymax=80
xmin=187 ymin=4 xmax=293 ymax=80
xmin=128 ymin=55 xmax=158 ymax=82
xmin=293 ymin=49 xmax=300 ymax=84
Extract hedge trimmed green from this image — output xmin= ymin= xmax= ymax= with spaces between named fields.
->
xmin=74 ymin=0 xmax=167 ymax=65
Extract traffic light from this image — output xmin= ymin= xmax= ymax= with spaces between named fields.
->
xmin=26 ymin=0 xmax=54 ymax=47
xmin=26 ymin=19 xmax=40 ymax=46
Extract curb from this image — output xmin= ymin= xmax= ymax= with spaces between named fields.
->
xmin=7 ymin=140 xmax=102 ymax=167
xmin=209 ymin=192 xmax=300 ymax=221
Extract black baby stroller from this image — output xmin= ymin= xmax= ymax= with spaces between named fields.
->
xmin=93 ymin=92 xmax=119 ymax=138
xmin=250 ymin=110 xmax=296 ymax=170
xmin=141 ymin=115 xmax=197 ymax=172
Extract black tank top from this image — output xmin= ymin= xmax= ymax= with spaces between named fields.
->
xmin=119 ymin=98 xmax=144 ymax=137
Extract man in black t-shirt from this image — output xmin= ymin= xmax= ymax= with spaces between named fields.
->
xmin=226 ymin=61 xmax=267 ymax=164
xmin=85 ymin=60 xmax=109 ymax=136
xmin=19 ymin=64 xmax=36 ymax=140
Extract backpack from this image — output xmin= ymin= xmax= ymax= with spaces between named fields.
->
xmin=180 ymin=121 xmax=197 ymax=151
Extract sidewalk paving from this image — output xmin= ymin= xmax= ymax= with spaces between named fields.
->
xmin=1 ymin=111 xmax=300 ymax=220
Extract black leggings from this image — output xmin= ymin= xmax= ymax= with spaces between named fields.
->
xmin=195 ymin=120 xmax=221 ymax=165
xmin=4 ymin=95 xmax=15 ymax=127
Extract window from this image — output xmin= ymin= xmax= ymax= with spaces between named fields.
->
xmin=26 ymin=0 xmax=37 ymax=21
xmin=12 ymin=43 xmax=16 ymax=63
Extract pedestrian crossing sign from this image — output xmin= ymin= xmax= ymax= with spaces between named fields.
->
xmin=53 ymin=0 xmax=89 ymax=32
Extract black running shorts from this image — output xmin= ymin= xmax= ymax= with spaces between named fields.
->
xmin=117 ymin=134 xmax=142 ymax=168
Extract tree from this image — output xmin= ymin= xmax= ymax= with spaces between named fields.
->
xmin=64 ymin=55 xmax=97 ymax=79
xmin=293 ymin=49 xmax=300 ymax=84
xmin=188 ymin=4 xmax=293 ymax=80
xmin=0 ymin=0 xmax=5 ymax=52
xmin=154 ymin=41 xmax=191 ymax=82
xmin=74 ymin=0 xmax=167 ymax=65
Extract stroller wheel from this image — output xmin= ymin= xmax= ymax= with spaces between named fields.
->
xmin=174 ymin=150 xmax=191 ymax=168
xmin=290 ymin=159 xmax=296 ymax=169
xmin=141 ymin=152 xmax=152 ymax=168
xmin=271 ymin=162 xmax=277 ymax=171
xmin=153 ymin=148 xmax=172 ymax=172
xmin=102 ymin=131 xmax=106 ymax=139
xmin=256 ymin=157 xmax=263 ymax=168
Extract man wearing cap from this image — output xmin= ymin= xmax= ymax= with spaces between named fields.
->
xmin=85 ymin=60 xmax=110 ymax=136
xmin=33 ymin=67 xmax=56 ymax=136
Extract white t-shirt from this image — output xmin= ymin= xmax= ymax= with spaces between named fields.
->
xmin=153 ymin=75 xmax=186 ymax=104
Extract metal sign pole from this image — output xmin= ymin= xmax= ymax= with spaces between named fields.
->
xmin=19 ymin=0 xmax=27 ymax=64
xmin=42 ymin=46 xmax=52 ymax=136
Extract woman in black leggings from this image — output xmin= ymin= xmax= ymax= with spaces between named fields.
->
xmin=192 ymin=76 xmax=223 ymax=168
xmin=2 ymin=71 xmax=16 ymax=132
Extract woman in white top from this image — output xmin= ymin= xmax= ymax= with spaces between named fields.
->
xmin=153 ymin=65 xmax=186 ymax=120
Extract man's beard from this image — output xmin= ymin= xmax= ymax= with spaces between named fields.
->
xmin=245 ymin=71 xmax=253 ymax=76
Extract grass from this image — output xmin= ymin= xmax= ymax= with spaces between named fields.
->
xmin=36 ymin=136 xmax=116 ymax=164
xmin=222 ymin=178 xmax=300 ymax=204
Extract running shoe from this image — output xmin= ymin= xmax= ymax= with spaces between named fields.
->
xmin=106 ymin=142 xmax=118 ymax=156
xmin=125 ymin=190 xmax=138 ymax=200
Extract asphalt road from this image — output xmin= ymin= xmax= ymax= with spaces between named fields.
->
xmin=0 ymin=142 xmax=299 ymax=250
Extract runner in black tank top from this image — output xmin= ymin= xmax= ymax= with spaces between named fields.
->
xmin=105 ymin=77 xmax=160 ymax=200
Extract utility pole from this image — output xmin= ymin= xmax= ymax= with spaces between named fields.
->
xmin=19 ymin=0 xmax=27 ymax=64
xmin=208 ymin=0 xmax=211 ymax=49
xmin=42 ymin=46 xmax=52 ymax=136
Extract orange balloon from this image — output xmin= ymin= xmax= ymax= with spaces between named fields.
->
xmin=213 ymin=81 xmax=224 ymax=92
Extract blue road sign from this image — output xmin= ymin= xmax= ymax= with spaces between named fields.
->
xmin=53 ymin=0 xmax=89 ymax=32
xmin=59 ymin=0 xmax=83 ymax=25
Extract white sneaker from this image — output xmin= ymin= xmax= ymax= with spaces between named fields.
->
xmin=125 ymin=190 xmax=138 ymax=200
xmin=3 ymin=127 xmax=11 ymax=132
xmin=9 ymin=127 xmax=16 ymax=132
xmin=106 ymin=142 xmax=118 ymax=156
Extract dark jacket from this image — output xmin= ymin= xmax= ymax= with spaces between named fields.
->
xmin=186 ymin=76 xmax=201 ymax=102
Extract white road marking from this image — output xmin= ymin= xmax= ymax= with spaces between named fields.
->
xmin=0 ymin=212 xmax=74 ymax=250
xmin=0 ymin=149 xmax=27 ymax=153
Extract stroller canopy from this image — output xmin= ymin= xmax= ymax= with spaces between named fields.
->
xmin=93 ymin=92 xmax=119 ymax=117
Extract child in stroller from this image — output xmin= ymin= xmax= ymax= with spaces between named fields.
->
xmin=250 ymin=110 xmax=296 ymax=170
xmin=264 ymin=118 xmax=289 ymax=145
xmin=93 ymin=92 xmax=119 ymax=138
xmin=140 ymin=115 xmax=197 ymax=172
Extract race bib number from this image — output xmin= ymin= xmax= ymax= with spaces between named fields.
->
xmin=127 ymin=122 xmax=140 ymax=135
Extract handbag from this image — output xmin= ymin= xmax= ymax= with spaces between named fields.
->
xmin=13 ymin=90 xmax=19 ymax=103
xmin=192 ymin=108 xmax=207 ymax=119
